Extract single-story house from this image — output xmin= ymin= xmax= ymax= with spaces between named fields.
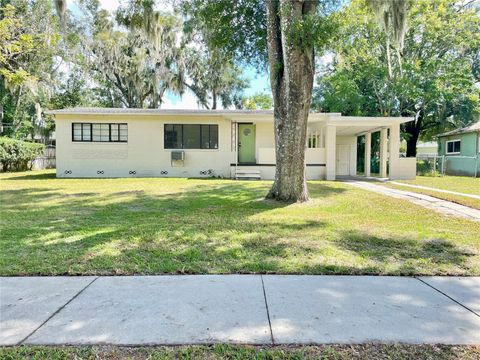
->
xmin=437 ymin=121 xmax=480 ymax=177
xmin=416 ymin=141 xmax=438 ymax=156
xmin=47 ymin=108 xmax=416 ymax=181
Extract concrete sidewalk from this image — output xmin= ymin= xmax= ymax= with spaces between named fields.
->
xmin=343 ymin=180 xmax=480 ymax=221
xmin=1 ymin=276 xmax=479 ymax=346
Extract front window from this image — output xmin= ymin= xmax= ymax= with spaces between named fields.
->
xmin=164 ymin=124 xmax=218 ymax=149
xmin=446 ymin=139 xmax=461 ymax=154
xmin=72 ymin=123 xmax=127 ymax=143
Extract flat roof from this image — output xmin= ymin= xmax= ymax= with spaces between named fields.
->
xmin=46 ymin=107 xmax=412 ymax=124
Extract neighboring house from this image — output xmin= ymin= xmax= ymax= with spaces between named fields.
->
xmin=416 ymin=141 xmax=438 ymax=156
xmin=437 ymin=122 xmax=480 ymax=177
xmin=47 ymin=108 xmax=416 ymax=181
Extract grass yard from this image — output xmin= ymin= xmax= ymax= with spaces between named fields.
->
xmin=396 ymin=175 xmax=480 ymax=195
xmin=1 ymin=170 xmax=479 ymax=276
xmin=1 ymin=345 xmax=479 ymax=360
xmin=383 ymin=175 xmax=480 ymax=210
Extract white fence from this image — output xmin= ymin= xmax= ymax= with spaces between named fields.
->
xmin=32 ymin=146 xmax=56 ymax=170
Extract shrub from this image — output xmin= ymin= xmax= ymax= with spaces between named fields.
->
xmin=0 ymin=137 xmax=45 ymax=171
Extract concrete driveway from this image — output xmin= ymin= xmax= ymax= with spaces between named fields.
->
xmin=1 ymin=275 xmax=479 ymax=346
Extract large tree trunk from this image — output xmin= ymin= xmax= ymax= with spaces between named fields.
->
xmin=404 ymin=112 xmax=422 ymax=157
xmin=266 ymin=0 xmax=316 ymax=202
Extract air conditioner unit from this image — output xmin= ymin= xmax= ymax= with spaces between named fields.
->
xmin=171 ymin=150 xmax=185 ymax=166
xmin=171 ymin=151 xmax=185 ymax=161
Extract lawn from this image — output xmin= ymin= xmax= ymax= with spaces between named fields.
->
xmin=1 ymin=170 xmax=479 ymax=276
xmin=396 ymin=175 xmax=480 ymax=195
xmin=1 ymin=345 xmax=479 ymax=360
xmin=383 ymin=175 xmax=480 ymax=210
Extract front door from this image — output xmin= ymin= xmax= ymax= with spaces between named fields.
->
xmin=238 ymin=124 xmax=256 ymax=163
xmin=336 ymin=145 xmax=350 ymax=176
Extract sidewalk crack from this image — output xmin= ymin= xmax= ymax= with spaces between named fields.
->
xmin=260 ymin=275 xmax=275 ymax=345
xmin=17 ymin=276 xmax=99 ymax=345
xmin=416 ymin=277 xmax=479 ymax=318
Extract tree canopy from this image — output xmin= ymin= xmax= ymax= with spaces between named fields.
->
xmin=314 ymin=0 xmax=480 ymax=155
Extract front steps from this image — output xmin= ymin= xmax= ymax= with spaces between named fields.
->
xmin=235 ymin=169 xmax=261 ymax=180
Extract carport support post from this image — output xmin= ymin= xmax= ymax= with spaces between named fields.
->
xmin=389 ymin=124 xmax=400 ymax=179
xmin=325 ymin=124 xmax=336 ymax=180
xmin=380 ymin=128 xmax=388 ymax=178
xmin=365 ymin=132 xmax=371 ymax=177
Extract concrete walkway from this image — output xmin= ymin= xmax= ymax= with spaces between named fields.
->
xmin=343 ymin=180 xmax=480 ymax=222
xmin=1 ymin=276 xmax=479 ymax=346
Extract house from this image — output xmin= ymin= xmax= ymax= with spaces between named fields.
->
xmin=437 ymin=122 xmax=480 ymax=177
xmin=47 ymin=108 xmax=416 ymax=181
xmin=416 ymin=141 xmax=438 ymax=156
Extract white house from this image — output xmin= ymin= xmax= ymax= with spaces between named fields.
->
xmin=48 ymin=108 xmax=416 ymax=180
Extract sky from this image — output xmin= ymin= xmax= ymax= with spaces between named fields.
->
xmin=67 ymin=0 xmax=271 ymax=109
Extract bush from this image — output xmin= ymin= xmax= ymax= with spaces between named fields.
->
xmin=0 ymin=137 xmax=45 ymax=171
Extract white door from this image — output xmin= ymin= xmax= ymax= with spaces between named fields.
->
xmin=336 ymin=145 xmax=350 ymax=176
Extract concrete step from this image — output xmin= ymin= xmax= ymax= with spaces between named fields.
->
xmin=235 ymin=169 xmax=261 ymax=180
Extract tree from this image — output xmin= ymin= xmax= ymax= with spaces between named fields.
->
xmin=184 ymin=47 xmax=248 ymax=109
xmin=0 ymin=0 xmax=62 ymax=141
xmin=78 ymin=2 xmax=186 ymax=109
xmin=242 ymin=93 xmax=273 ymax=110
xmin=179 ymin=0 xmax=337 ymax=202
xmin=366 ymin=0 xmax=409 ymax=78
xmin=314 ymin=0 xmax=480 ymax=156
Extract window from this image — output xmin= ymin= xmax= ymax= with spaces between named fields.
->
xmin=446 ymin=139 xmax=461 ymax=154
xmin=72 ymin=123 xmax=128 ymax=142
xmin=72 ymin=123 xmax=91 ymax=142
xmin=307 ymin=128 xmax=324 ymax=148
xmin=164 ymin=124 xmax=218 ymax=149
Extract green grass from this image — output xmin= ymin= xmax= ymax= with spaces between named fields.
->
xmin=382 ymin=175 xmax=480 ymax=210
xmin=396 ymin=175 xmax=480 ymax=195
xmin=382 ymin=183 xmax=480 ymax=210
xmin=1 ymin=170 xmax=479 ymax=276
xmin=1 ymin=345 xmax=479 ymax=360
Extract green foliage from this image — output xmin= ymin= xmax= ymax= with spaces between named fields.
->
xmin=281 ymin=1 xmax=339 ymax=53
xmin=0 ymin=137 xmax=45 ymax=171
xmin=0 ymin=0 xmax=63 ymax=142
xmin=179 ymin=0 xmax=268 ymax=67
xmin=314 ymin=0 xmax=480 ymax=149
xmin=242 ymin=93 xmax=273 ymax=110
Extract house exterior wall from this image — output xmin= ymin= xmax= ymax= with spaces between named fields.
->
xmin=55 ymin=112 xmax=413 ymax=180
xmin=438 ymin=132 xmax=480 ymax=176
xmin=56 ymin=114 xmax=235 ymax=178
xmin=55 ymin=114 xmax=328 ymax=180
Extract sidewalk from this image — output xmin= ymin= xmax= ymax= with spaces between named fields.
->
xmin=1 ymin=275 xmax=479 ymax=346
xmin=343 ymin=180 xmax=480 ymax=221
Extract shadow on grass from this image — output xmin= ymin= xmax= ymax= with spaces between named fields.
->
xmin=1 ymin=172 xmax=57 ymax=180
xmin=0 ymin=178 xmax=477 ymax=275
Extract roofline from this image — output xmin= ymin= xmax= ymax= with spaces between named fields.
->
xmin=45 ymin=108 xmax=412 ymax=123
xmin=437 ymin=128 xmax=480 ymax=137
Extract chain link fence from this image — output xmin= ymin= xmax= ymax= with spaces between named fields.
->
xmin=416 ymin=154 xmax=479 ymax=177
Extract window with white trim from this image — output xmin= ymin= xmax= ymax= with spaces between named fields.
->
xmin=446 ymin=139 xmax=461 ymax=154
xmin=72 ymin=123 xmax=128 ymax=142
